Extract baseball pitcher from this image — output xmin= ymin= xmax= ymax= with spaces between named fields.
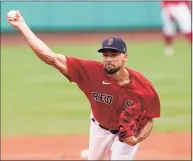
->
xmin=7 ymin=10 xmax=161 ymax=160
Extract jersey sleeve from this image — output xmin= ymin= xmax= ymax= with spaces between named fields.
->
xmin=145 ymin=91 xmax=161 ymax=118
xmin=65 ymin=56 xmax=99 ymax=83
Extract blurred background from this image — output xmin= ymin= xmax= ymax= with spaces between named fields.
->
xmin=1 ymin=2 xmax=162 ymax=31
xmin=1 ymin=1 xmax=191 ymax=160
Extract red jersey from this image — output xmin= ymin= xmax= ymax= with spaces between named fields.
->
xmin=161 ymin=0 xmax=191 ymax=7
xmin=65 ymin=57 xmax=160 ymax=130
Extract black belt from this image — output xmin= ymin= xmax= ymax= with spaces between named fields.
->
xmin=91 ymin=118 xmax=119 ymax=134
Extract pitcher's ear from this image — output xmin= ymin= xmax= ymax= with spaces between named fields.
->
xmin=123 ymin=54 xmax=128 ymax=62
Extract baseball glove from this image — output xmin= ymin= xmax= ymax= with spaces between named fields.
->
xmin=118 ymin=102 xmax=148 ymax=141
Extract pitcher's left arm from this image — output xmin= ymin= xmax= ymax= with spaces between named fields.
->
xmin=122 ymin=118 xmax=153 ymax=146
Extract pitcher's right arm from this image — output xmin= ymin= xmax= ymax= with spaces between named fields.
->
xmin=7 ymin=10 xmax=100 ymax=83
xmin=7 ymin=10 xmax=68 ymax=76
xmin=20 ymin=23 xmax=68 ymax=75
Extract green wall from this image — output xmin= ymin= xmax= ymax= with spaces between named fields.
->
xmin=1 ymin=2 xmax=162 ymax=32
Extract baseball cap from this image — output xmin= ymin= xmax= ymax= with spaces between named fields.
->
xmin=97 ymin=37 xmax=127 ymax=54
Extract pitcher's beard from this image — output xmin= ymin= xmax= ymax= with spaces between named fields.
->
xmin=104 ymin=66 xmax=120 ymax=74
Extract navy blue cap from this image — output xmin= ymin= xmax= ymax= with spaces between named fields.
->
xmin=98 ymin=37 xmax=127 ymax=54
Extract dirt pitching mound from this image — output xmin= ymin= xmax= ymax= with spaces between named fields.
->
xmin=1 ymin=132 xmax=191 ymax=160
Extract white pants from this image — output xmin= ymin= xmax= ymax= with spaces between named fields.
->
xmin=88 ymin=115 xmax=139 ymax=160
xmin=161 ymin=3 xmax=191 ymax=36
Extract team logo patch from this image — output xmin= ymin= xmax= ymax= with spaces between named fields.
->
xmin=107 ymin=38 xmax=113 ymax=45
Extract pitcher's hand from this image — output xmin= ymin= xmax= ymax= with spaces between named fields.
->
xmin=7 ymin=10 xmax=26 ymax=30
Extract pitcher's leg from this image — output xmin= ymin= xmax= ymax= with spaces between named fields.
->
xmin=161 ymin=7 xmax=176 ymax=56
xmin=171 ymin=4 xmax=192 ymax=43
xmin=161 ymin=8 xmax=176 ymax=37
xmin=88 ymin=118 xmax=115 ymax=160
xmin=110 ymin=136 xmax=139 ymax=160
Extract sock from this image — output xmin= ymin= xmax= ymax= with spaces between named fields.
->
xmin=164 ymin=35 xmax=173 ymax=46
xmin=185 ymin=33 xmax=192 ymax=43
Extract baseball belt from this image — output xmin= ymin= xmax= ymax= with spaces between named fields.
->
xmin=91 ymin=118 xmax=119 ymax=134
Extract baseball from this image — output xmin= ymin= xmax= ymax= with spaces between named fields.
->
xmin=80 ymin=149 xmax=88 ymax=159
xmin=7 ymin=10 xmax=17 ymax=20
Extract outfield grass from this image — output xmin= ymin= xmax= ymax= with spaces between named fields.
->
xmin=1 ymin=40 xmax=191 ymax=136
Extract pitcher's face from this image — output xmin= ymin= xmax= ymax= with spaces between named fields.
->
xmin=101 ymin=49 xmax=128 ymax=74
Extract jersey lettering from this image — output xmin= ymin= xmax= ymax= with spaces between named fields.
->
xmin=92 ymin=92 xmax=113 ymax=104
xmin=99 ymin=93 xmax=106 ymax=103
xmin=122 ymin=100 xmax=145 ymax=112
xmin=123 ymin=100 xmax=134 ymax=109
xmin=92 ymin=92 xmax=99 ymax=101
xmin=106 ymin=95 xmax=113 ymax=104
